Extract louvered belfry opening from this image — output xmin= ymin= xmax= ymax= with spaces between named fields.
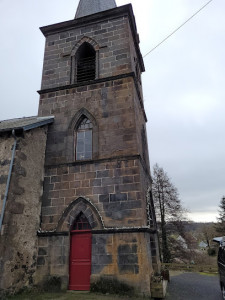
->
xmin=76 ymin=42 xmax=96 ymax=83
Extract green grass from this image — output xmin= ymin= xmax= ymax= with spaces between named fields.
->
xmin=198 ymin=272 xmax=218 ymax=277
xmin=6 ymin=291 xmax=145 ymax=300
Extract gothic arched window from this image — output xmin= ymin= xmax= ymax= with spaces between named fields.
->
xmin=75 ymin=116 xmax=93 ymax=160
xmin=76 ymin=42 xmax=96 ymax=83
xmin=72 ymin=212 xmax=91 ymax=231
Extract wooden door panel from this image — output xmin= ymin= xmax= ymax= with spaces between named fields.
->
xmin=69 ymin=231 xmax=92 ymax=291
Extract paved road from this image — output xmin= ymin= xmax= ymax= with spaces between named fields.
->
xmin=166 ymin=272 xmax=221 ymax=300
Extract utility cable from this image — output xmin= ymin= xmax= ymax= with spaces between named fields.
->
xmin=143 ymin=0 xmax=214 ymax=58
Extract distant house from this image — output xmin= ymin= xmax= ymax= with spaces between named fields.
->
xmin=199 ymin=241 xmax=208 ymax=250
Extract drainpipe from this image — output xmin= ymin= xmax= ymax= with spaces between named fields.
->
xmin=0 ymin=130 xmax=17 ymax=233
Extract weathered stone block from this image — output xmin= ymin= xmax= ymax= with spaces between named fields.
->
xmin=41 ymin=193 xmax=52 ymax=207
xmin=54 ymin=182 xmax=69 ymax=190
xmin=38 ymin=248 xmax=47 ymax=256
xmin=121 ymin=200 xmax=142 ymax=210
xmin=93 ymin=186 xmax=113 ymax=195
xmin=96 ymin=170 xmax=111 ymax=178
xmin=99 ymin=254 xmax=112 ymax=265
xmin=115 ymin=183 xmax=140 ymax=193
xmin=99 ymin=194 xmax=109 ymax=203
xmin=59 ymin=189 xmax=75 ymax=198
xmin=42 ymin=206 xmax=58 ymax=216
xmin=14 ymin=163 xmax=26 ymax=177
xmin=110 ymin=193 xmax=127 ymax=202
xmin=122 ymin=176 xmax=134 ymax=184
xmin=51 ymin=176 xmax=61 ymax=183
xmin=86 ymin=172 xmax=96 ymax=179
xmin=69 ymin=165 xmax=80 ymax=173
xmin=74 ymin=173 xmax=85 ymax=180
xmin=37 ymin=257 xmax=45 ymax=266
xmin=90 ymin=178 xmax=101 ymax=187
xmin=0 ymin=175 xmax=8 ymax=184
xmin=0 ymin=159 xmax=10 ymax=166
xmin=92 ymin=264 xmax=103 ymax=274
xmin=8 ymin=202 xmax=24 ymax=214
xmin=69 ymin=181 xmax=81 ymax=188
xmin=57 ymin=166 xmax=68 ymax=175
xmin=49 ymin=191 xmax=60 ymax=199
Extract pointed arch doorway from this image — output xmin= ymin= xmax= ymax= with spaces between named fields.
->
xmin=69 ymin=212 xmax=92 ymax=290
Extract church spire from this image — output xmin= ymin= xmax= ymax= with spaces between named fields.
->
xmin=75 ymin=0 xmax=117 ymax=19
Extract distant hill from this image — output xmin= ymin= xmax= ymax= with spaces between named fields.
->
xmin=182 ymin=222 xmax=215 ymax=232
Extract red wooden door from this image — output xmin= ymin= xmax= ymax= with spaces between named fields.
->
xmin=69 ymin=230 xmax=92 ymax=290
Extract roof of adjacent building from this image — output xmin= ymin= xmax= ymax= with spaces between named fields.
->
xmin=0 ymin=116 xmax=54 ymax=133
xmin=75 ymin=0 xmax=117 ymax=19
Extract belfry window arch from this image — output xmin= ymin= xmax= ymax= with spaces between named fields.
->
xmin=71 ymin=39 xmax=99 ymax=84
xmin=75 ymin=116 xmax=93 ymax=161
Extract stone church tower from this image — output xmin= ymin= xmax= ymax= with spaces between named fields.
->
xmin=0 ymin=0 xmax=161 ymax=297
xmin=36 ymin=0 xmax=160 ymax=295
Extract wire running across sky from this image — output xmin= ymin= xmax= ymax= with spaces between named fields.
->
xmin=143 ymin=0 xmax=214 ymax=58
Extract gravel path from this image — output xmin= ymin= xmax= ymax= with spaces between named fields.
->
xmin=166 ymin=272 xmax=221 ymax=300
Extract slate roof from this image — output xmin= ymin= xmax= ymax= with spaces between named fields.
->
xmin=75 ymin=0 xmax=117 ymax=19
xmin=0 ymin=116 xmax=54 ymax=133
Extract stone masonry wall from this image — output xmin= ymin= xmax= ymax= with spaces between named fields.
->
xmin=41 ymin=157 xmax=149 ymax=231
xmin=0 ymin=127 xmax=48 ymax=292
xmin=41 ymin=14 xmax=132 ymax=90
xmin=36 ymin=231 xmax=153 ymax=295
xmin=39 ymin=78 xmax=139 ymax=165
xmin=92 ymin=231 xmax=153 ymax=293
xmin=0 ymin=136 xmax=14 ymax=216
xmin=35 ymin=235 xmax=70 ymax=289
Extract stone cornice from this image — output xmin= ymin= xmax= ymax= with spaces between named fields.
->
xmin=44 ymin=154 xmax=152 ymax=181
xmin=38 ymin=72 xmax=134 ymax=94
xmin=37 ymin=72 xmax=147 ymax=122
xmin=37 ymin=226 xmax=157 ymax=237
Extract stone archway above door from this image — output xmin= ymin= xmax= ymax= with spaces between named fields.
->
xmin=56 ymin=197 xmax=104 ymax=232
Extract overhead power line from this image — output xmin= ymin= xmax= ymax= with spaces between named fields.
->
xmin=143 ymin=0 xmax=214 ymax=58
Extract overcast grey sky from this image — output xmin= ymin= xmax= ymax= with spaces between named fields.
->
xmin=0 ymin=0 xmax=224 ymax=222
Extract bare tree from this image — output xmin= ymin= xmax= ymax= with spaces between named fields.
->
xmin=152 ymin=164 xmax=184 ymax=263
xmin=201 ymin=223 xmax=217 ymax=248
